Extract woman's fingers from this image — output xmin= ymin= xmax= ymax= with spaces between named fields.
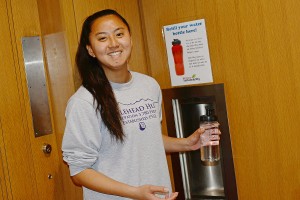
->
xmin=165 ymin=192 xmax=178 ymax=199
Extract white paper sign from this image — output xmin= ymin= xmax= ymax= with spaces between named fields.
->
xmin=163 ymin=19 xmax=213 ymax=86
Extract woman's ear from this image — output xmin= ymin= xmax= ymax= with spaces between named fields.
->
xmin=86 ymin=45 xmax=96 ymax=57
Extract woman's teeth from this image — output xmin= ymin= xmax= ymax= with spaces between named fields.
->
xmin=109 ymin=51 xmax=121 ymax=56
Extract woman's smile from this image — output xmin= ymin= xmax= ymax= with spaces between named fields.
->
xmin=107 ymin=50 xmax=122 ymax=57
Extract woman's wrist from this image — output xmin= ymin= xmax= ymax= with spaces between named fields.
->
xmin=183 ymin=137 xmax=193 ymax=151
xmin=125 ymin=186 xmax=140 ymax=199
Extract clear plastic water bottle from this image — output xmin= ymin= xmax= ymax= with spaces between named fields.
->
xmin=200 ymin=106 xmax=220 ymax=163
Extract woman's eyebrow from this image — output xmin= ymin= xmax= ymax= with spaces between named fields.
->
xmin=95 ymin=27 xmax=126 ymax=36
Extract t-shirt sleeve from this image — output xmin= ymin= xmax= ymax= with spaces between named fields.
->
xmin=62 ymin=97 xmax=102 ymax=176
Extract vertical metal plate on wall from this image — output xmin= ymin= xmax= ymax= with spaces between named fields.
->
xmin=21 ymin=36 xmax=52 ymax=137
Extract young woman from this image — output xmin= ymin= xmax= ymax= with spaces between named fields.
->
xmin=62 ymin=9 xmax=220 ymax=200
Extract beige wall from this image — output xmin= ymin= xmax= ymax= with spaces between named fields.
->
xmin=139 ymin=0 xmax=300 ymax=199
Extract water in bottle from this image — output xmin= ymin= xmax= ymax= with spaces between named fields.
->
xmin=200 ymin=105 xmax=220 ymax=163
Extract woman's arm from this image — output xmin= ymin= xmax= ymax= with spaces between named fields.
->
xmin=162 ymin=128 xmax=203 ymax=153
xmin=72 ymin=169 xmax=137 ymax=198
xmin=71 ymin=169 xmax=178 ymax=200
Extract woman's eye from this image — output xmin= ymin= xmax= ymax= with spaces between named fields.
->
xmin=98 ymin=37 xmax=107 ymax=41
xmin=116 ymin=32 xmax=124 ymax=37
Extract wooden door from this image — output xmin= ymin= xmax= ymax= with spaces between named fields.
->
xmin=0 ymin=3 xmax=11 ymax=199
xmin=0 ymin=119 xmax=10 ymax=200
xmin=0 ymin=0 xmax=64 ymax=199
xmin=0 ymin=0 xmax=38 ymax=198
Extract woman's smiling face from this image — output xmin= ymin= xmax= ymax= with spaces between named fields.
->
xmin=86 ymin=14 xmax=132 ymax=74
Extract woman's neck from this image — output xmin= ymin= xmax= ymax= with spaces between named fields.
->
xmin=105 ymin=69 xmax=132 ymax=83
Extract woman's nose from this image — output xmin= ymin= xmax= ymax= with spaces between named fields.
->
xmin=108 ymin=36 xmax=119 ymax=48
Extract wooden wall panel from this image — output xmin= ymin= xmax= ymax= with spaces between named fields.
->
xmin=36 ymin=0 xmax=63 ymax=35
xmin=140 ymin=0 xmax=300 ymax=199
xmin=59 ymin=0 xmax=80 ymax=89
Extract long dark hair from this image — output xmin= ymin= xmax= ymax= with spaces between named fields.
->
xmin=76 ymin=9 xmax=130 ymax=142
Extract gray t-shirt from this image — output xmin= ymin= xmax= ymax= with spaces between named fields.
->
xmin=62 ymin=72 xmax=172 ymax=199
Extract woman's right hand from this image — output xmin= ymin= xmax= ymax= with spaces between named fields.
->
xmin=199 ymin=121 xmax=221 ymax=147
xmin=134 ymin=185 xmax=178 ymax=200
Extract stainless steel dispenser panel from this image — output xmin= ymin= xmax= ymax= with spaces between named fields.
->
xmin=172 ymin=99 xmax=191 ymax=199
xmin=180 ymin=103 xmax=224 ymax=198
xmin=22 ymin=36 xmax=52 ymax=137
xmin=173 ymin=100 xmax=225 ymax=199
